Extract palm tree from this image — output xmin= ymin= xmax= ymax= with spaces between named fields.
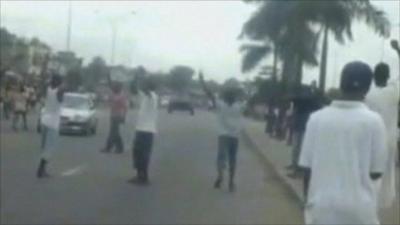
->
xmin=240 ymin=0 xmax=390 ymax=92
xmin=240 ymin=1 xmax=319 ymax=92
xmin=296 ymin=0 xmax=391 ymax=92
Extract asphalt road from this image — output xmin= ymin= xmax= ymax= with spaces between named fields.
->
xmin=1 ymin=108 xmax=303 ymax=224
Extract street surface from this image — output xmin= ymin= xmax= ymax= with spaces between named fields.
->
xmin=1 ymin=108 xmax=303 ymax=224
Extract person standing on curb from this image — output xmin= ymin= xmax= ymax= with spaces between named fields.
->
xmin=299 ymin=61 xmax=387 ymax=225
xmin=199 ymin=71 xmax=246 ymax=192
xmin=36 ymin=74 xmax=64 ymax=178
xmin=128 ymin=77 xmax=159 ymax=185
xmin=365 ymin=62 xmax=399 ymax=209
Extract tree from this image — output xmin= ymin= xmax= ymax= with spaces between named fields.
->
xmin=84 ymin=56 xmax=109 ymax=91
xmin=167 ymin=65 xmax=195 ymax=93
xmin=65 ymin=69 xmax=82 ymax=91
xmin=240 ymin=0 xmax=390 ymax=93
xmin=299 ymin=1 xmax=390 ymax=92
xmin=240 ymin=0 xmax=320 ymax=93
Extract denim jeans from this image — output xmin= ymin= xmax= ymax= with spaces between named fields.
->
xmin=217 ymin=135 xmax=239 ymax=172
xmin=41 ymin=125 xmax=58 ymax=160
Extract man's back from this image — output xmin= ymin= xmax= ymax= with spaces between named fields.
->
xmin=300 ymin=101 xmax=387 ymax=225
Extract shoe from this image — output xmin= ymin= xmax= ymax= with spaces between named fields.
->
xmin=285 ymin=165 xmax=295 ymax=170
xmin=39 ymin=171 xmax=51 ymax=178
xmin=214 ymin=178 xmax=222 ymax=189
xmin=128 ymin=177 xmax=147 ymax=185
xmin=287 ymin=171 xmax=303 ymax=179
xmin=37 ymin=159 xmax=50 ymax=178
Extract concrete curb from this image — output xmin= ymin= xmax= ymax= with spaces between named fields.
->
xmin=243 ymin=125 xmax=304 ymax=204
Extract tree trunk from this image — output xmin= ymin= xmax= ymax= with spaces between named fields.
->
xmin=272 ymin=45 xmax=278 ymax=79
xmin=319 ymin=26 xmax=329 ymax=93
xmin=295 ymin=55 xmax=303 ymax=85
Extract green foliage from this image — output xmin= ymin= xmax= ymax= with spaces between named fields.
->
xmin=168 ymin=65 xmax=195 ymax=93
xmin=240 ymin=0 xmax=391 ymax=92
xmin=83 ymin=56 xmax=109 ymax=91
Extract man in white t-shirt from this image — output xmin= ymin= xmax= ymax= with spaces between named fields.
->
xmin=37 ymin=74 xmax=64 ymax=178
xmin=365 ymin=62 xmax=399 ymax=209
xmin=128 ymin=78 xmax=158 ymax=185
xmin=199 ymin=72 xmax=246 ymax=192
xmin=299 ymin=61 xmax=388 ymax=225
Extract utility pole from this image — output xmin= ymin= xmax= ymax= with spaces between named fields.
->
xmin=111 ymin=24 xmax=117 ymax=65
xmin=66 ymin=1 xmax=72 ymax=51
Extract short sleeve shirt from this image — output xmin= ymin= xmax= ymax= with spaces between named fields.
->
xmin=299 ymin=101 xmax=387 ymax=225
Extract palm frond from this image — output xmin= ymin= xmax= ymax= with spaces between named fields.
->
xmin=240 ymin=44 xmax=272 ymax=73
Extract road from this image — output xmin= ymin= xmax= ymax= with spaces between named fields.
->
xmin=1 ymin=108 xmax=303 ymax=224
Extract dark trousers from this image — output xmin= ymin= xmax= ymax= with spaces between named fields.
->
xmin=133 ymin=131 xmax=154 ymax=178
xmin=291 ymin=130 xmax=304 ymax=170
xmin=217 ymin=135 xmax=239 ymax=177
xmin=265 ymin=115 xmax=276 ymax=136
xmin=105 ymin=117 xmax=124 ymax=152
xmin=3 ymin=102 xmax=11 ymax=120
xmin=12 ymin=111 xmax=27 ymax=130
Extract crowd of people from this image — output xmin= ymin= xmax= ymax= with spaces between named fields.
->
xmin=264 ymin=61 xmax=399 ymax=224
xmin=1 ymin=58 xmax=398 ymax=225
xmin=0 ymin=83 xmax=38 ymax=131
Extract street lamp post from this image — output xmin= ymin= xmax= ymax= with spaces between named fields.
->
xmin=66 ymin=1 xmax=72 ymax=51
xmin=93 ymin=10 xmax=135 ymax=65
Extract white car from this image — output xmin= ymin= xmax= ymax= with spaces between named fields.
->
xmin=37 ymin=93 xmax=98 ymax=135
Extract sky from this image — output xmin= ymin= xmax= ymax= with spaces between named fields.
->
xmin=1 ymin=0 xmax=399 ymax=88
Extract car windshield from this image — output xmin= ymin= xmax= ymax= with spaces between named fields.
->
xmin=64 ymin=95 xmax=90 ymax=110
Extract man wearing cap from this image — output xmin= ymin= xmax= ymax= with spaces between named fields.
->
xmin=299 ymin=61 xmax=387 ymax=225
xmin=365 ymin=62 xmax=399 ymax=209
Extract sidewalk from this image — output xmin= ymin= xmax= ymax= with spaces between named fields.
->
xmin=244 ymin=119 xmax=304 ymax=202
xmin=245 ymin=119 xmax=400 ymax=224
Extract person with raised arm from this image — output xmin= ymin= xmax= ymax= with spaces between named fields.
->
xmin=199 ymin=71 xmax=246 ymax=192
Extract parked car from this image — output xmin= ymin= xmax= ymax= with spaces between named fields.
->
xmin=37 ymin=93 xmax=98 ymax=135
xmin=168 ymin=99 xmax=194 ymax=115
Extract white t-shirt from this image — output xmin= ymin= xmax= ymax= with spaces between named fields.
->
xmin=135 ymin=91 xmax=158 ymax=133
xmin=299 ymin=101 xmax=387 ymax=225
xmin=365 ymin=80 xmax=399 ymax=208
xmin=216 ymin=100 xmax=245 ymax=138
xmin=41 ymin=87 xmax=62 ymax=130
xmin=366 ymin=80 xmax=399 ymax=144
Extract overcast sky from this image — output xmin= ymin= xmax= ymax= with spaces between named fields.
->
xmin=1 ymin=0 xmax=399 ymax=88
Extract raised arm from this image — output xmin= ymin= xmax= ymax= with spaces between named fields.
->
xmin=391 ymin=40 xmax=400 ymax=83
xmin=198 ymin=71 xmax=216 ymax=109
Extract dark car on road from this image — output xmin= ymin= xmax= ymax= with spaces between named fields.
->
xmin=168 ymin=99 xmax=195 ymax=115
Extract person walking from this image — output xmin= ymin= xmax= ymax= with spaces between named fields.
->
xmin=199 ymin=72 xmax=246 ymax=192
xmin=128 ymin=78 xmax=159 ymax=185
xmin=287 ymin=84 xmax=322 ymax=178
xmin=36 ymin=74 xmax=64 ymax=178
xmin=101 ymin=82 xmax=128 ymax=154
xmin=11 ymin=85 xmax=29 ymax=131
xmin=299 ymin=61 xmax=388 ymax=225
xmin=365 ymin=62 xmax=399 ymax=209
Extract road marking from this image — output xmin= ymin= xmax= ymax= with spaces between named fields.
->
xmin=61 ymin=165 xmax=87 ymax=177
